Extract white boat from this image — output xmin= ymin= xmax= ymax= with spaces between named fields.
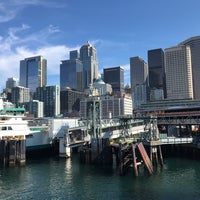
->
xmin=0 ymin=98 xmax=51 ymax=152
xmin=0 ymin=99 xmax=30 ymax=140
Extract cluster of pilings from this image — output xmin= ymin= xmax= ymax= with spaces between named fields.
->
xmin=0 ymin=136 xmax=26 ymax=167
xmin=79 ymin=138 xmax=113 ymax=165
xmin=118 ymin=141 xmax=164 ymax=176
xmin=79 ymin=137 xmax=164 ymax=176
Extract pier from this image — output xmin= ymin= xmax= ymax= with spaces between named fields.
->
xmin=50 ymin=97 xmax=199 ymax=176
xmin=0 ymin=136 xmax=26 ymax=167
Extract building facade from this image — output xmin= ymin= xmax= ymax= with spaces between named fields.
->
xmin=148 ymin=48 xmax=166 ymax=99
xmin=20 ymin=56 xmax=47 ymax=93
xmin=180 ymin=36 xmax=200 ymax=99
xmin=103 ymin=66 xmax=124 ymax=95
xmin=35 ymin=85 xmax=60 ymax=117
xmin=80 ymin=95 xmax=132 ymax=119
xmin=130 ymin=56 xmax=148 ymax=109
xmin=6 ymin=77 xmax=19 ymax=89
xmin=130 ymin=56 xmax=148 ymax=90
xmin=11 ymin=86 xmax=30 ymax=106
xmin=165 ymin=45 xmax=193 ymax=100
xmin=60 ymin=58 xmax=83 ymax=91
xmin=60 ymin=88 xmax=84 ymax=117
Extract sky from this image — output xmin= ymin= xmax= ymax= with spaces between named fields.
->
xmin=1 ymin=0 xmax=200 ymax=91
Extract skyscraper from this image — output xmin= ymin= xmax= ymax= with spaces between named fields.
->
xmin=11 ymin=86 xmax=30 ymax=106
xmin=80 ymin=42 xmax=98 ymax=88
xmin=60 ymin=53 xmax=83 ymax=91
xmin=148 ymin=48 xmax=166 ymax=98
xmin=35 ymin=85 xmax=60 ymax=117
xmin=103 ymin=66 xmax=124 ymax=95
xmin=130 ymin=56 xmax=148 ymax=109
xmin=19 ymin=56 xmax=47 ymax=93
xmin=130 ymin=56 xmax=148 ymax=90
xmin=165 ymin=45 xmax=193 ymax=100
xmin=6 ymin=77 xmax=19 ymax=89
xmin=180 ymin=36 xmax=200 ymax=99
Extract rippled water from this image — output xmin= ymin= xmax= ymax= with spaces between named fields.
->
xmin=1 ymin=154 xmax=200 ymax=200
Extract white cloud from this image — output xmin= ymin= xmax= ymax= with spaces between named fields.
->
xmin=0 ymin=0 xmax=66 ymax=23
xmin=0 ymin=24 xmax=75 ymax=90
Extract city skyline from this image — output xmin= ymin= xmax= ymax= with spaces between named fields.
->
xmin=0 ymin=0 xmax=200 ymax=90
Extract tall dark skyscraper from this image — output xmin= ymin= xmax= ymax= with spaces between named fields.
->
xmin=180 ymin=36 xmax=200 ymax=99
xmin=19 ymin=56 xmax=47 ymax=93
xmin=148 ymin=48 xmax=166 ymax=97
xmin=60 ymin=42 xmax=98 ymax=91
xmin=130 ymin=56 xmax=148 ymax=89
xmin=103 ymin=66 xmax=124 ymax=95
xmin=60 ymin=50 xmax=83 ymax=91
xmin=130 ymin=56 xmax=148 ymax=107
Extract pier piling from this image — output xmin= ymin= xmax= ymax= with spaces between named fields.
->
xmin=0 ymin=137 xmax=26 ymax=167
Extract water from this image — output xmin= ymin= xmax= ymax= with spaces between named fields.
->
xmin=1 ymin=154 xmax=200 ymax=200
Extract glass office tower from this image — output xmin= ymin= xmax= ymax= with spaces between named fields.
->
xmin=80 ymin=42 xmax=98 ymax=88
xmin=20 ymin=56 xmax=47 ymax=93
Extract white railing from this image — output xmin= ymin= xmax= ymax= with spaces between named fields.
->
xmin=160 ymin=137 xmax=193 ymax=144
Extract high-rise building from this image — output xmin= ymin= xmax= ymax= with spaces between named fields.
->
xmin=165 ymin=45 xmax=193 ymax=100
xmin=60 ymin=88 xmax=84 ymax=117
xmin=60 ymin=56 xmax=83 ymax=91
xmin=148 ymin=48 xmax=166 ymax=98
xmin=179 ymin=36 xmax=200 ymax=99
xmin=80 ymin=42 xmax=98 ymax=88
xmin=4 ymin=77 xmax=19 ymax=102
xmin=130 ymin=56 xmax=148 ymax=90
xmin=80 ymin=95 xmax=132 ymax=119
xmin=20 ymin=56 xmax=47 ymax=93
xmin=35 ymin=85 xmax=60 ymax=117
xmin=6 ymin=77 xmax=19 ymax=89
xmin=130 ymin=56 xmax=148 ymax=108
xmin=103 ymin=66 xmax=124 ymax=95
xmin=11 ymin=86 xmax=30 ymax=106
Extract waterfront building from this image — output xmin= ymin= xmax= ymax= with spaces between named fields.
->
xmin=148 ymin=48 xmax=166 ymax=99
xmin=130 ymin=56 xmax=148 ymax=109
xmin=60 ymin=88 xmax=84 ymax=117
xmin=80 ymin=94 xmax=132 ymax=119
xmin=165 ymin=45 xmax=193 ymax=100
xmin=19 ymin=56 xmax=47 ymax=93
xmin=80 ymin=42 xmax=98 ymax=89
xmin=60 ymin=55 xmax=83 ymax=91
xmin=179 ymin=36 xmax=200 ymax=99
xmin=11 ymin=86 xmax=30 ymax=106
xmin=150 ymin=88 xmax=164 ymax=101
xmin=35 ymin=85 xmax=60 ymax=117
xmin=103 ymin=66 xmax=124 ymax=95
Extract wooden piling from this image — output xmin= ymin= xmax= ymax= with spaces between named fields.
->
xmin=132 ymin=144 xmax=138 ymax=176
xmin=0 ymin=138 xmax=26 ymax=168
xmin=137 ymin=143 xmax=154 ymax=175
xmin=158 ymin=145 xmax=164 ymax=166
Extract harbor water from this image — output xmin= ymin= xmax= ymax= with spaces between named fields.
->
xmin=1 ymin=153 xmax=200 ymax=200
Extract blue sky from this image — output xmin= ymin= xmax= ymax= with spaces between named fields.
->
xmin=0 ymin=0 xmax=200 ymax=90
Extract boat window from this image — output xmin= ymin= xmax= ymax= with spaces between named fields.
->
xmin=26 ymin=134 xmax=33 ymax=138
xmin=8 ymin=126 xmax=12 ymax=130
xmin=1 ymin=126 xmax=7 ymax=130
